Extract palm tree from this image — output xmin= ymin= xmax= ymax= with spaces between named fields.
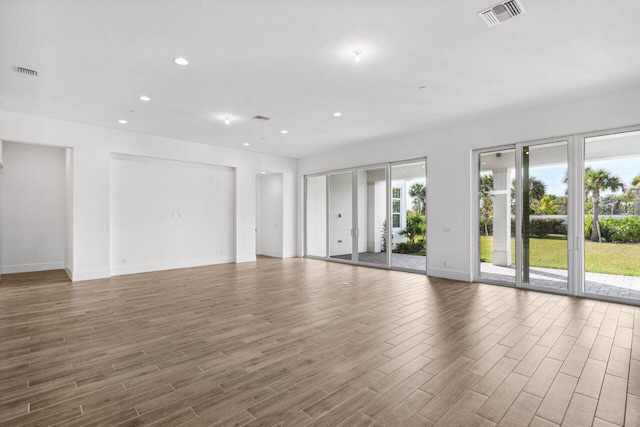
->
xmin=585 ymin=167 xmax=625 ymax=242
xmin=408 ymin=183 xmax=426 ymax=213
xmin=632 ymin=174 xmax=640 ymax=188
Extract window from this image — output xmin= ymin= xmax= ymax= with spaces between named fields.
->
xmin=392 ymin=188 xmax=401 ymax=228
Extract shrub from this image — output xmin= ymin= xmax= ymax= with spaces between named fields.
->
xmin=394 ymin=242 xmax=425 ymax=254
xmin=600 ymin=216 xmax=640 ymax=243
xmin=481 ymin=218 xmax=565 ymax=237
xmin=585 ymin=215 xmax=640 ymax=243
xmin=527 ymin=219 xmax=566 ymax=237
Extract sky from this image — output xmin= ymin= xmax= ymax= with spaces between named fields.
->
xmin=532 ymin=157 xmax=640 ymax=197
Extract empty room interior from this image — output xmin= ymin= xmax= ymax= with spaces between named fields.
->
xmin=1 ymin=1 xmax=640 ymax=426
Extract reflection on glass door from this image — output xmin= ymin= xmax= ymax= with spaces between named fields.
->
xmin=356 ymin=167 xmax=388 ymax=267
xmin=305 ymin=175 xmax=327 ymax=257
xmin=390 ymin=161 xmax=426 ymax=272
xmin=521 ymin=142 xmax=569 ymax=291
xmin=479 ymin=148 xmax=516 ymax=284
xmin=583 ymin=130 xmax=640 ymax=301
xmin=329 ymin=172 xmax=354 ymax=261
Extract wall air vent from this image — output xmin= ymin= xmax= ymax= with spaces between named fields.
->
xmin=479 ymin=0 xmax=526 ymax=28
xmin=252 ymin=115 xmax=270 ymax=121
xmin=15 ymin=66 xmax=38 ymax=77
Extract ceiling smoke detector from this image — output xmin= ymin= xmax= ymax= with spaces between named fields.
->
xmin=479 ymin=0 xmax=526 ymax=28
xmin=15 ymin=66 xmax=38 ymax=77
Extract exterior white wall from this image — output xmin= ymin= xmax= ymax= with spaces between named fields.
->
xmin=299 ymin=82 xmax=640 ymax=281
xmin=0 ymin=110 xmax=298 ymax=281
xmin=1 ymin=142 xmax=66 ymax=273
xmin=110 ymin=154 xmax=234 ymax=275
xmin=256 ymin=173 xmax=284 ymax=258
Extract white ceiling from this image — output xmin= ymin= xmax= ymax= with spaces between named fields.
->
xmin=1 ymin=0 xmax=639 ymax=159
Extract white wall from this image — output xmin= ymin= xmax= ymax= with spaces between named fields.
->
xmin=256 ymin=173 xmax=284 ymax=258
xmin=64 ymin=148 xmax=73 ymax=275
xmin=110 ymin=154 xmax=234 ymax=275
xmin=1 ymin=142 xmax=66 ymax=273
xmin=299 ymin=82 xmax=640 ymax=281
xmin=305 ymin=175 xmax=327 ymax=257
xmin=0 ymin=110 xmax=298 ymax=281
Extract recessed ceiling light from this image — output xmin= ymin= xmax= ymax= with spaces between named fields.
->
xmin=173 ymin=57 xmax=189 ymax=66
xmin=139 ymin=95 xmax=151 ymax=102
xmin=281 ymin=130 xmax=288 ymax=134
xmin=118 ymin=119 xmax=128 ymax=124
xmin=353 ymin=49 xmax=363 ymax=63
xmin=224 ymin=116 xmax=231 ymax=125
xmin=333 ymin=112 xmax=342 ymax=117
xmin=260 ymin=171 xmax=267 ymax=174
xmin=243 ymin=143 xmax=250 ymax=146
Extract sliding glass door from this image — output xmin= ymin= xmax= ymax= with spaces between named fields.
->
xmin=356 ymin=166 xmax=388 ymax=267
xmin=390 ymin=161 xmax=427 ymax=272
xmin=521 ymin=141 xmax=569 ymax=291
xmin=476 ymin=126 xmax=640 ymax=305
xmin=478 ymin=148 xmax=516 ymax=285
xmin=304 ymin=158 xmax=427 ymax=273
xmin=477 ymin=141 xmax=570 ymax=293
xmin=582 ymin=130 xmax=640 ymax=302
xmin=328 ymin=171 xmax=354 ymax=262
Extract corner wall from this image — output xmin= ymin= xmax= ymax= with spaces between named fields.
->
xmin=298 ymin=82 xmax=640 ymax=281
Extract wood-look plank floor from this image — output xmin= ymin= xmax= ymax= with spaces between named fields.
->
xmin=0 ymin=257 xmax=639 ymax=426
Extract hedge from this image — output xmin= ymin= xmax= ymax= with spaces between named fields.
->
xmin=480 ymin=218 xmax=566 ymax=237
xmin=585 ymin=215 xmax=640 ymax=243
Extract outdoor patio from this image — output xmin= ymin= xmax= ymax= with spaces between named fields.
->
xmin=481 ymin=262 xmax=640 ymax=300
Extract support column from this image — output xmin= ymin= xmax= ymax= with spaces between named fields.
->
xmin=492 ymin=168 xmax=512 ymax=266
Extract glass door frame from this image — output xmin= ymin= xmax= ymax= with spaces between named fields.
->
xmin=473 ymin=136 xmax=574 ymax=295
xmin=473 ymin=144 xmax=518 ymax=288
xmin=576 ymin=125 xmax=640 ymax=306
xmin=389 ymin=158 xmax=428 ymax=274
xmin=303 ymin=157 xmax=428 ymax=274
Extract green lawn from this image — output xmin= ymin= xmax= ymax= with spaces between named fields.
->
xmin=480 ymin=235 xmax=640 ymax=277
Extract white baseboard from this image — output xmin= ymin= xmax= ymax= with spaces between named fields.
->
xmin=110 ymin=257 xmax=234 ymax=276
xmin=282 ymin=252 xmax=297 ymax=259
xmin=71 ymin=269 xmax=111 ymax=281
xmin=64 ymin=263 xmax=73 ymax=280
xmin=427 ymin=267 xmax=472 ymax=282
xmin=1 ymin=261 xmax=65 ymax=274
xmin=236 ymin=255 xmax=257 ymax=263
xmin=259 ymin=250 xmax=283 ymax=258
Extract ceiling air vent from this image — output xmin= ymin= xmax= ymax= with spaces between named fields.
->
xmin=252 ymin=115 xmax=270 ymax=121
xmin=15 ymin=66 xmax=38 ymax=77
xmin=479 ymin=0 xmax=526 ymax=28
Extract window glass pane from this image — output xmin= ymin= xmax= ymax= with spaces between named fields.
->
xmin=391 ymin=161 xmax=426 ymax=271
xmin=479 ymin=149 xmax=516 ymax=284
xmin=583 ymin=130 xmax=640 ymax=301
xmin=355 ymin=167 xmax=387 ymax=266
xmin=521 ymin=142 xmax=568 ymax=291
